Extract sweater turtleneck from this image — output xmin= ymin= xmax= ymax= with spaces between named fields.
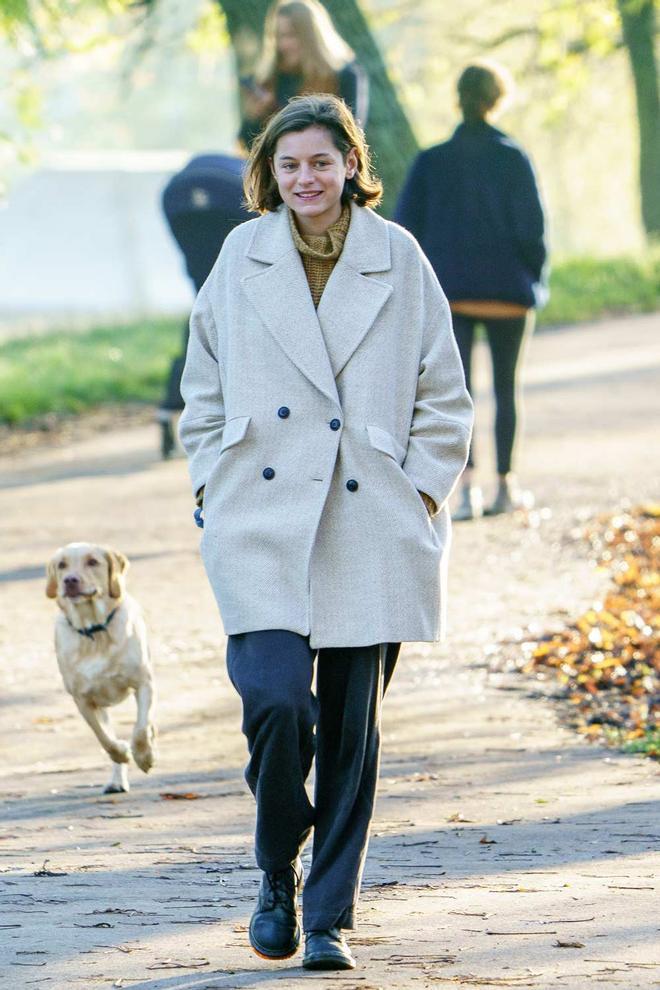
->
xmin=288 ymin=203 xmax=351 ymax=308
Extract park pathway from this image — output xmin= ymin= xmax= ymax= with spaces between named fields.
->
xmin=0 ymin=314 xmax=658 ymax=989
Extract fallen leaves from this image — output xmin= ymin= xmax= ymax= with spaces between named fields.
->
xmin=159 ymin=792 xmax=206 ymax=800
xmin=517 ymin=505 xmax=659 ymax=755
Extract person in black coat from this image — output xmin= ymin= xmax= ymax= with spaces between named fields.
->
xmin=158 ymin=154 xmax=251 ymax=457
xmin=395 ymin=61 xmax=548 ymax=518
xmin=238 ymin=0 xmax=368 ymax=150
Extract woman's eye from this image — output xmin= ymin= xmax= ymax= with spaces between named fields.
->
xmin=314 ymin=161 xmax=330 ymax=168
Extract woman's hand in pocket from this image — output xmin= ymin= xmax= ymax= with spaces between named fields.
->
xmin=418 ymin=491 xmax=437 ymax=517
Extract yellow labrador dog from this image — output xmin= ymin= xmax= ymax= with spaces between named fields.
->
xmin=46 ymin=543 xmax=156 ymax=793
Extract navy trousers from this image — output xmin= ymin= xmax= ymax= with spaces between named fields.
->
xmin=226 ymin=630 xmax=399 ymax=931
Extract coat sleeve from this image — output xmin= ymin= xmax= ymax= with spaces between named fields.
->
xmin=178 ymin=282 xmax=226 ymax=498
xmin=402 ymin=255 xmax=473 ymax=511
xmin=393 ymin=153 xmax=429 ymax=243
xmin=510 ymin=151 xmax=547 ymax=287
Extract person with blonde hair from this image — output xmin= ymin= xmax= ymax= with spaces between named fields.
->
xmin=179 ymin=94 xmax=472 ymax=969
xmin=239 ymin=0 xmax=368 ymax=148
xmin=395 ymin=60 xmax=548 ymax=519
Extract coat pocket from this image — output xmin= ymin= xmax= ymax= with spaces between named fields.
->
xmin=220 ymin=415 xmax=251 ymax=454
xmin=366 ymin=423 xmax=406 ymax=465
xmin=366 ymin=423 xmax=438 ymax=542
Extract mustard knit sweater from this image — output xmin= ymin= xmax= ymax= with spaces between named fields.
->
xmin=288 ymin=204 xmax=351 ymax=309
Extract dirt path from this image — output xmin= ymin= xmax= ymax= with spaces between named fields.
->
xmin=1 ymin=314 xmax=658 ymax=989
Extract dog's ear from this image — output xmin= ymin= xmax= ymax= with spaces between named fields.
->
xmin=45 ymin=559 xmax=58 ymax=599
xmin=105 ymin=549 xmax=129 ymax=599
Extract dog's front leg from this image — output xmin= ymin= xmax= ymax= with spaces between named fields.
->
xmin=131 ymin=680 xmax=156 ymax=773
xmin=74 ymin=699 xmax=130 ymax=793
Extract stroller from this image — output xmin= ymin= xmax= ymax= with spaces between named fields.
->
xmin=159 ymin=153 xmax=251 ymax=457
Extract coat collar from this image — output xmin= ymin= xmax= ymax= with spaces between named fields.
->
xmin=246 ymin=200 xmax=391 ymax=273
xmin=241 ymin=203 xmax=392 ymax=401
xmin=452 ymin=120 xmax=508 ymax=143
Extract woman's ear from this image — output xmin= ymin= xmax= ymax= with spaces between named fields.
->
xmin=345 ymin=147 xmax=358 ymax=180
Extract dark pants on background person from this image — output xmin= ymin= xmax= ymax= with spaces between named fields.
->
xmin=226 ymin=630 xmax=400 ymax=932
xmin=452 ymin=314 xmax=531 ymax=475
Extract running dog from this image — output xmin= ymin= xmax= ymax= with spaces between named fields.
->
xmin=46 ymin=543 xmax=156 ymax=793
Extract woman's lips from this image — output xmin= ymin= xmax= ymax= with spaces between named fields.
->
xmin=295 ymin=191 xmax=322 ymax=200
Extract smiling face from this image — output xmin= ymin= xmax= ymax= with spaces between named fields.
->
xmin=271 ymin=125 xmax=357 ymax=235
xmin=46 ymin=543 xmax=128 ymax=604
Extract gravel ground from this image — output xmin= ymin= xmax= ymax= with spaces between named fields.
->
xmin=0 ymin=313 xmax=658 ymax=990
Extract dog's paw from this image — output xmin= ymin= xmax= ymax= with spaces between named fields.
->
xmin=104 ymin=760 xmax=129 ymax=794
xmin=131 ymin=725 xmax=156 ymax=773
xmin=103 ymin=781 xmax=129 ymax=794
xmin=108 ymin=740 xmax=130 ymax=764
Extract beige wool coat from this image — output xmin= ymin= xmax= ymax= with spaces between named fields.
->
xmin=179 ymin=201 xmax=473 ymax=649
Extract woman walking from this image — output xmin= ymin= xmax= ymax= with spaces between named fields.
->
xmin=395 ymin=61 xmax=548 ymax=518
xmin=239 ymin=0 xmax=368 ymax=149
xmin=179 ymin=94 xmax=472 ymax=970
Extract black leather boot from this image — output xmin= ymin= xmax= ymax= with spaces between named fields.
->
xmin=249 ymin=858 xmax=303 ymax=960
xmin=303 ymin=926 xmax=356 ymax=970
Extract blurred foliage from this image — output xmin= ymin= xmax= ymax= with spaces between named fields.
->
xmin=186 ymin=1 xmax=229 ymax=55
xmin=0 ymin=0 xmax=147 ymax=197
xmin=0 ymin=317 xmax=181 ymax=423
xmin=538 ymin=250 xmax=660 ymax=324
xmin=520 ymin=505 xmax=660 ymax=757
xmin=0 ymin=0 xmax=657 ymax=245
xmin=367 ymin=0 xmax=658 ymax=246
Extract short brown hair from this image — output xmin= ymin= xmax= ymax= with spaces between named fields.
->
xmin=244 ymin=93 xmax=382 ymax=214
xmin=457 ymin=60 xmax=513 ymax=122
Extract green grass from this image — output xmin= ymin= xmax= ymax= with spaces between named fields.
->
xmin=0 ymin=317 xmax=182 ymax=424
xmin=1 ymin=252 xmax=658 ymax=425
xmin=539 ymin=252 xmax=660 ymax=326
xmin=622 ymin=730 xmax=660 ymax=759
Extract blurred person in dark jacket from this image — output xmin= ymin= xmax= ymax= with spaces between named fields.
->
xmin=395 ymin=61 xmax=548 ymax=519
xmin=239 ymin=0 xmax=368 ymax=150
xmin=158 ymin=154 xmax=251 ymax=458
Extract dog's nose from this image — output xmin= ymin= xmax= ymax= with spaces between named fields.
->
xmin=64 ymin=575 xmax=80 ymax=588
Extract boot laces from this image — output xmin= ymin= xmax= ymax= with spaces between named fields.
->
xmin=264 ymin=867 xmax=297 ymax=910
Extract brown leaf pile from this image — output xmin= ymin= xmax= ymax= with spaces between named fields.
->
xmin=520 ymin=504 xmax=660 ymax=755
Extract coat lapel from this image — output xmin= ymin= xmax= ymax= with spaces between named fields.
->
xmin=241 ymin=203 xmax=393 ymax=397
xmin=316 ymin=204 xmax=392 ymax=377
xmin=242 ymin=209 xmax=339 ymax=405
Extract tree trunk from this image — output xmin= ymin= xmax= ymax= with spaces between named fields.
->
xmin=217 ymin=0 xmax=418 ymax=214
xmin=323 ymin=0 xmax=419 ymax=214
xmin=617 ymin=0 xmax=660 ymax=239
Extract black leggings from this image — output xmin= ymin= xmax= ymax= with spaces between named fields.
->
xmin=452 ymin=314 xmax=530 ymax=475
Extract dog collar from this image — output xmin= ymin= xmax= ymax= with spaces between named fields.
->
xmin=66 ymin=607 xmax=118 ymax=640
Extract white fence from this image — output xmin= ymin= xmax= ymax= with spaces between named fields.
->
xmin=0 ymin=152 xmax=201 ymax=332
